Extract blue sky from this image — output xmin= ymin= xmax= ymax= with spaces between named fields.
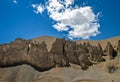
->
xmin=0 ymin=0 xmax=120 ymax=44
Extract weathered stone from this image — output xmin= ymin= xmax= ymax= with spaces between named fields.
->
xmin=116 ymin=40 xmax=120 ymax=53
xmin=64 ymin=41 xmax=80 ymax=65
xmin=0 ymin=37 xmax=118 ymax=71
xmin=97 ymin=43 xmax=103 ymax=54
xmin=27 ymin=43 xmax=55 ymax=71
xmin=75 ymin=43 xmax=93 ymax=70
xmin=0 ymin=38 xmax=55 ymax=71
xmin=87 ymin=44 xmax=105 ymax=63
xmin=104 ymin=42 xmax=117 ymax=59
xmin=78 ymin=51 xmax=92 ymax=70
xmin=0 ymin=36 xmax=120 ymax=82
xmin=50 ymin=38 xmax=65 ymax=55
xmin=53 ymin=54 xmax=69 ymax=67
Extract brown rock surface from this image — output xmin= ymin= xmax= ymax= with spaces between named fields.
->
xmin=0 ymin=38 xmax=55 ymax=71
xmin=116 ymin=40 xmax=120 ymax=53
xmin=64 ymin=41 xmax=80 ymax=65
xmin=104 ymin=42 xmax=117 ymax=59
xmin=0 ymin=36 xmax=120 ymax=82
xmin=49 ymin=38 xmax=69 ymax=67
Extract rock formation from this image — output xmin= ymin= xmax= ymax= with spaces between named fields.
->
xmin=104 ymin=42 xmax=117 ymax=59
xmin=0 ymin=37 xmax=119 ymax=72
xmin=64 ymin=41 xmax=79 ymax=65
xmin=116 ymin=40 xmax=120 ymax=53
xmin=0 ymin=38 xmax=55 ymax=71
xmin=49 ymin=38 xmax=70 ymax=67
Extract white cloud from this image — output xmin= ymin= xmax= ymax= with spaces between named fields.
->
xmin=13 ymin=0 xmax=17 ymax=4
xmin=32 ymin=4 xmax=45 ymax=14
xmin=53 ymin=23 xmax=69 ymax=31
xmin=32 ymin=0 xmax=100 ymax=39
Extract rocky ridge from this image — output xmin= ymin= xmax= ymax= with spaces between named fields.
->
xmin=0 ymin=36 xmax=120 ymax=82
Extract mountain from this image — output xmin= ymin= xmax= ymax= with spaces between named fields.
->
xmin=0 ymin=36 xmax=120 ymax=82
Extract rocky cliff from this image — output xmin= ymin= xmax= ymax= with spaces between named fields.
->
xmin=0 ymin=36 xmax=120 ymax=82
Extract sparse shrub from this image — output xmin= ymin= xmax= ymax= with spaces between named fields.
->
xmin=107 ymin=65 xmax=118 ymax=74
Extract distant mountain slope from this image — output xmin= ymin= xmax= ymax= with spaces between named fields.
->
xmin=76 ymin=36 xmax=120 ymax=49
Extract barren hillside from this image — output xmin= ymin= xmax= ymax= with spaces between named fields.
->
xmin=32 ymin=36 xmax=120 ymax=49
xmin=76 ymin=36 xmax=120 ymax=49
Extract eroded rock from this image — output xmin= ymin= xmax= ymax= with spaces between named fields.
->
xmin=0 ymin=37 xmax=118 ymax=72
xmin=104 ymin=42 xmax=117 ymax=59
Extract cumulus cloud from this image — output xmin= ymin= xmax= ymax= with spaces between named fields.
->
xmin=13 ymin=0 xmax=17 ymax=4
xmin=32 ymin=0 xmax=100 ymax=39
xmin=53 ymin=23 xmax=69 ymax=31
xmin=32 ymin=4 xmax=45 ymax=14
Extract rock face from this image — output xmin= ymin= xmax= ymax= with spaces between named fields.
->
xmin=0 ymin=37 xmax=119 ymax=71
xmin=49 ymin=38 xmax=69 ymax=67
xmin=117 ymin=40 xmax=120 ymax=53
xmin=64 ymin=41 xmax=79 ymax=65
xmin=88 ymin=45 xmax=105 ymax=63
xmin=0 ymin=38 xmax=55 ymax=71
xmin=0 ymin=36 xmax=120 ymax=82
xmin=104 ymin=42 xmax=117 ymax=59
